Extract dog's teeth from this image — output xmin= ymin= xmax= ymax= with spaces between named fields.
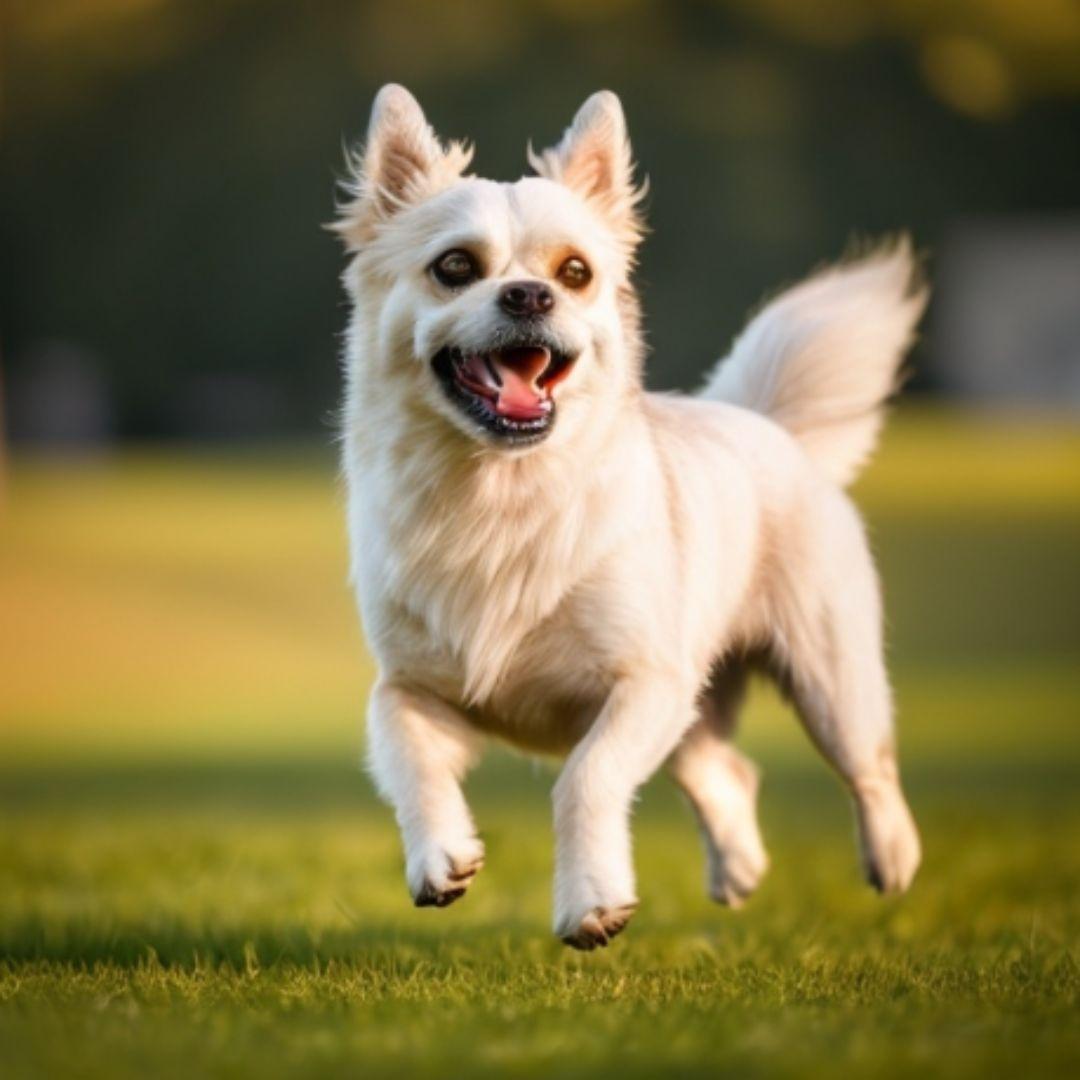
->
xmin=483 ymin=357 xmax=503 ymax=388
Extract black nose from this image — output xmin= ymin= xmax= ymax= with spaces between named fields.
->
xmin=498 ymin=280 xmax=555 ymax=319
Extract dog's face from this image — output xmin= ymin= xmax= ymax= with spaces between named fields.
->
xmin=336 ymin=86 xmax=645 ymax=450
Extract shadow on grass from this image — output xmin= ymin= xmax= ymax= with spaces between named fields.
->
xmin=0 ymin=757 xmax=563 ymax=816
xmin=1 ymin=756 xmax=1077 ymax=819
xmin=0 ymin=913 xmax=552 ymax=971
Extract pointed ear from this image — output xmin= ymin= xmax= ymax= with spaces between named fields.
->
xmin=528 ymin=91 xmax=645 ymax=250
xmin=333 ymin=84 xmax=472 ymax=249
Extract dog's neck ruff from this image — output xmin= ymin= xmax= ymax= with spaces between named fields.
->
xmin=351 ymin=392 xmax=642 ymax=704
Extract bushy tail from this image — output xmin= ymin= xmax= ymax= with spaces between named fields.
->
xmin=700 ymin=238 xmax=927 ymax=487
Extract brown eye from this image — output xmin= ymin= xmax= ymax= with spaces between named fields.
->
xmin=557 ymin=256 xmax=592 ymax=290
xmin=432 ymin=249 xmax=479 ymax=287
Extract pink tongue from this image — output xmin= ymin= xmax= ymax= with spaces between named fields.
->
xmin=489 ymin=347 xmax=551 ymax=419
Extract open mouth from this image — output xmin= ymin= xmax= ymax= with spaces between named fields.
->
xmin=432 ymin=342 xmax=576 ymax=445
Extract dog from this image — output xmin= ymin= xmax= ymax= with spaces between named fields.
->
xmin=333 ymin=85 xmax=924 ymax=949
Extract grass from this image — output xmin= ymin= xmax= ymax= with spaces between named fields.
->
xmin=1 ymin=408 xmax=1078 ymax=1077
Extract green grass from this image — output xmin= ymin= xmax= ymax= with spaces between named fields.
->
xmin=1 ymin=409 xmax=1079 ymax=1078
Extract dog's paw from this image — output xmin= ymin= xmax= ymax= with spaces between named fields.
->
xmin=557 ymin=902 xmax=638 ymax=951
xmin=407 ymin=836 xmax=485 ymax=909
xmin=853 ymin=778 xmax=921 ymax=894
xmin=707 ymin=841 xmax=769 ymax=908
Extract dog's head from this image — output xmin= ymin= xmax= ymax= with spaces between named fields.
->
xmin=335 ymin=85 xmax=645 ymax=451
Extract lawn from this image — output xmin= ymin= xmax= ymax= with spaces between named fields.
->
xmin=1 ymin=409 xmax=1078 ymax=1078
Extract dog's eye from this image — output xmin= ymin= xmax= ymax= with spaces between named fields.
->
xmin=432 ymin=249 xmax=480 ymax=288
xmin=556 ymin=256 xmax=592 ymax=291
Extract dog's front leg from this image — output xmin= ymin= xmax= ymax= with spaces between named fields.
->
xmin=366 ymin=679 xmax=485 ymax=907
xmin=552 ymin=673 xmax=697 ymax=949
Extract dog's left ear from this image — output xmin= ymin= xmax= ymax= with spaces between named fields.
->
xmin=333 ymin=84 xmax=473 ymax=250
xmin=529 ymin=91 xmax=645 ymax=253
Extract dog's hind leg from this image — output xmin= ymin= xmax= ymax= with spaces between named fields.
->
xmin=668 ymin=661 xmax=769 ymax=907
xmin=771 ymin=501 xmax=921 ymax=894
xmin=366 ymin=679 xmax=486 ymax=908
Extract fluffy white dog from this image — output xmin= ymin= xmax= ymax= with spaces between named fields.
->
xmin=334 ymin=85 xmax=925 ymax=949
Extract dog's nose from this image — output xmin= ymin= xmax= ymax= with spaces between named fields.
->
xmin=498 ymin=280 xmax=555 ymax=319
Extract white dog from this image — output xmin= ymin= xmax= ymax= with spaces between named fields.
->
xmin=334 ymin=85 xmax=924 ymax=949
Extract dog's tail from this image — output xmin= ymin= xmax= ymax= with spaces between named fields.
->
xmin=699 ymin=238 xmax=927 ymax=487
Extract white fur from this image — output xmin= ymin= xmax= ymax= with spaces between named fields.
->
xmin=336 ymin=86 xmax=924 ymax=949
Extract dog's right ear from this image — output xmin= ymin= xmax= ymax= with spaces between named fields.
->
xmin=332 ymin=84 xmax=472 ymax=250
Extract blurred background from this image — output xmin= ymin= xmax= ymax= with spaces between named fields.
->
xmin=3 ymin=0 xmax=1080 ymax=445
xmin=2 ymin=0 xmax=1078 ymax=756
xmin=1 ymin=4 xmax=1079 ymax=1074
xmin=1 ymin=0 xmax=1079 ymax=834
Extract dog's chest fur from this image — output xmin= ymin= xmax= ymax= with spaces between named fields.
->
xmin=349 ymin=423 xmax=652 ymax=750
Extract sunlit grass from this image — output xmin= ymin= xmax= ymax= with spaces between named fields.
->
xmin=854 ymin=407 xmax=1080 ymax=517
xmin=0 ymin=450 xmax=371 ymax=758
xmin=1 ymin=407 xmax=1078 ymax=1077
